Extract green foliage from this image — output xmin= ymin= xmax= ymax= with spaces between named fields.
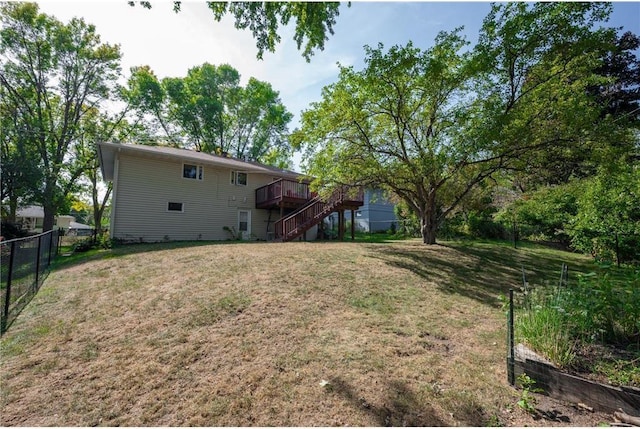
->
xmin=497 ymin=184 xmax=579 ymax=244
xmin=517 ymin=265 xmax=640 ymax=372
xmin=564 ymin=270 xmax=640 ymax=345
xmin=130 ymin=2 xmax=344 ymax=61
xmin=206 ymin=2 xmax=342 ymax=61
xmin=126 ymin=63 xmax=293 ymax=166
xmin=568 ymin=166 xmax=640 ymax=264
xmin=294 ymin=31 xmax=482 ymax=244
xmin=516 ymin=373 xmax=543 ymax=414
xmin=223 ymin=226 xmax=242 ymax=241
xmin=0 ymin=2 xmax=122 ymax=231
xmin=516 ymin=292 xmax=577 ymax=368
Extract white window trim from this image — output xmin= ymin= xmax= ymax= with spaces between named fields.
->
xmin=167 ymin=202 xmax=184 ymax=213
xmin=238 ymin=209 xmax=251 ymax=235
xmin=183 ymin=163 xmax=204 ymax=181
xmin=231 ymin=170 xmax=248 ymax=186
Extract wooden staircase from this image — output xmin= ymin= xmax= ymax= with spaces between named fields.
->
xmin=273 ymin=187 xmax=363 ymax=242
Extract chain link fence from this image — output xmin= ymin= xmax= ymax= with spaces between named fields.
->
xmin=1 ymin=229 xmax=61 ymax=335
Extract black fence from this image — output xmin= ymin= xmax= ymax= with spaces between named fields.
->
xmin=1 ymin=229 xmax=61 ymax=335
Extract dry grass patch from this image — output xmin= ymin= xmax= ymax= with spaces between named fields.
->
xmin=1 ymin=240 xmax=604 ymax=426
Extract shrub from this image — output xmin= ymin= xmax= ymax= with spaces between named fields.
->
xmin=517 ymin=265 xmax=640 ymax=370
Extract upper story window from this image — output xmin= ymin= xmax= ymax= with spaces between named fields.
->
xmin=183 ymin=163 xmax=203 ymax=180
xmin=231 ymin=171 xmax=247 ymax=186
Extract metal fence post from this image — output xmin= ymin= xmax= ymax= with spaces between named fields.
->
xmin=47 ymin=229 xmax=54 ymax=266
xmin=507 ymin=288 xmax=515 ymax=386
xmin=34 ymin=234 xmax=42 ymax=291
xmin=2 ymin=241 xmax=16 ymax=334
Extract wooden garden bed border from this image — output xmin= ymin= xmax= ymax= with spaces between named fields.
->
xmin=514 ymin=356 xmax=640 ymax=416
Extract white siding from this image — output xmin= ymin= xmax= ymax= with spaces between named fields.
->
xmin=112 ymin=153 xmax=278 ymax=242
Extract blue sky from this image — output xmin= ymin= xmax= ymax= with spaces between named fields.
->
xmin=38 ymin=1 xmax=640 ymax=167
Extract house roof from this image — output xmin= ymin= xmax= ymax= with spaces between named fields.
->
xmin=97 ymin=142 xmax=303 ymax=181
xmin=16 ymin=205 xmax=44 ymax=218
xmin=14 ymin=206 xmax=77 ymax=220
xmin=69 ymin=221 xmax=92 ymax=230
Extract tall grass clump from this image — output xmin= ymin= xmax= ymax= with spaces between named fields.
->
xmin=516 ymin=287 xmax=577 ymax=367
xmin=516 ymin=266 xmax=640 ymax=369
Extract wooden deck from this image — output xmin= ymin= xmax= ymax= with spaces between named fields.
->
xmin=256 ymin=179 xmax=364 ymax=242
xmin=255 ymin=179 xmax=314 ymax=209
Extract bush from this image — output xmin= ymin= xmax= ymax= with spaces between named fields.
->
xmin=0 ymin=221 xmax=30 ymax=240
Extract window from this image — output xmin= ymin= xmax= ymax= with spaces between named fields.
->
xmin=167 ymin=202 xmax=184 ymax=212
xmin=183 ymin=163 xmax=203 ymax=180
xmin=231 ymin=171 xmax=247 ymax=186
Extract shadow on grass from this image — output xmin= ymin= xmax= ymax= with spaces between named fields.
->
xmin=328 ymin=377 xmax=447 ymax=426
xmin=367 ymin=240 xmax=595 ymax=308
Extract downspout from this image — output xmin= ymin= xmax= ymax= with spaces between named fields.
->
xmin=110 ymin=152 xmax=120 ymax=240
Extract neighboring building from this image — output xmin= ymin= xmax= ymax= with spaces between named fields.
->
xmin=68 ymin=221 xmax=94 ymax=236
xmin=326 ymin=189 xmax=398 ymax=233
xmin=97 ymin=142 xmax=364 ymax=243
xmin=14 ymin=205 xmax=77 ymax=233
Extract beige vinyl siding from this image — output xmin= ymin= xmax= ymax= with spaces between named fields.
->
xmin=112 ymin=153 xmax=277 ymax=242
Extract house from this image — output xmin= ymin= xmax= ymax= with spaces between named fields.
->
xmin=326 ymin=189 xmax=398 ymax=233
xmin=14 ymin=205 xmax=77 ymax=233
xmin=97 ymin=142 xmax=364 ymax=243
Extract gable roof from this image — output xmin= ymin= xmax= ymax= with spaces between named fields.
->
xmin=97 ymin=142 xmax=303 ymax=181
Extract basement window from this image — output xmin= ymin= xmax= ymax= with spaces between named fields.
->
xmin=167 ymin=202 xmax=184 ymax=212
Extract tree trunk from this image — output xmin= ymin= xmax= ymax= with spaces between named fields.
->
xmin=420 ymin=190 xmax=438 ymax=245
xmin=42 ymin=203 xmax=56 ymax=233
xmin=7 ymin=197 xmax=18 ymax=223
xmin=421 ymin=215 xmax=438 ymax=245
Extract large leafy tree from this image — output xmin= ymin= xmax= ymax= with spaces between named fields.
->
xmin=127 ymin=63 xmax=292 ymax=166
xmin=130 ymin=1 xmax=344 ymax=61
xmin=589 ymin=31 xmax=640 ymax=123
xmin=295 ymin=2 xmax=623 ymax=245
xmin=0 ymin=88 xmax=42 ymax=221
xmin=0 ymin=2 xmax=122 ymax=232
xmin=75 ymin=105 xmax=138 ymax=236
xmin=473 ymin=2 xmax=622 ymax=190
xmin=293 ymin=32 xmax=488 ymax=244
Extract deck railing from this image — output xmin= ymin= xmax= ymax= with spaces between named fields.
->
xmin=274 ymin=186 xmax=364 ymax=242
xmin=255 ymin=178 xmax=312 ymax=208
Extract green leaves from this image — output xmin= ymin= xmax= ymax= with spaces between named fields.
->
xmin=125 ymin=63 xmax=293 ymax=166
xmin=132 ymin=1 xmax=344 ymax=61
xmin=1 ymin=2 xmax=122 ymax=231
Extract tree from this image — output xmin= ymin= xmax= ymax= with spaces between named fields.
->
xmin=75 ymin=106 xmax=137 ymax=236
xmin=293 ymin=33 xmax=489 ymax=244
xmin=223 ymin=77 xmax=293 ymax=166
xmin=568 ymin=164 xmax=640 ymax=264
xmin=473 ymin=2 xmax=621 ymax=191
xmin=0 ymin=2 xmax=122 ymax=232
xmin=0 ymin=89 xmax=42 ymax=221
xmin=127 ymin=63 xmax=293 ymax=166
xmin=589 ymin=31 xmax=640 ymax=123
xmin=295 ymin=2 xmax=623 ymax=245
xmin=130 ymin=1 xmax=344 ymax=61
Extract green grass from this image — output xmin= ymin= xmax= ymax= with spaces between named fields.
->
xmin=0 ymin=238 xmax=623 ymax=426
xmin=514 ymin=262 xmax=639 ymax=386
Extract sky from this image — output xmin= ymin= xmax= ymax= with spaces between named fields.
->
xmin=37 ymin=1 xmax=640 ymax=169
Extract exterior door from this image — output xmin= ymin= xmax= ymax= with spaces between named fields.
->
xmin=238 ymin=210 xmax=251 ymax=240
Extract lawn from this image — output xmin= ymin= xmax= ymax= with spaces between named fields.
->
xmin=0 ymin=239 xmax=611 ymax=426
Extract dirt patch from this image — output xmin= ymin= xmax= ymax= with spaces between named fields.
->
xmin=0 ymin=240 xmax=621 ymax=426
